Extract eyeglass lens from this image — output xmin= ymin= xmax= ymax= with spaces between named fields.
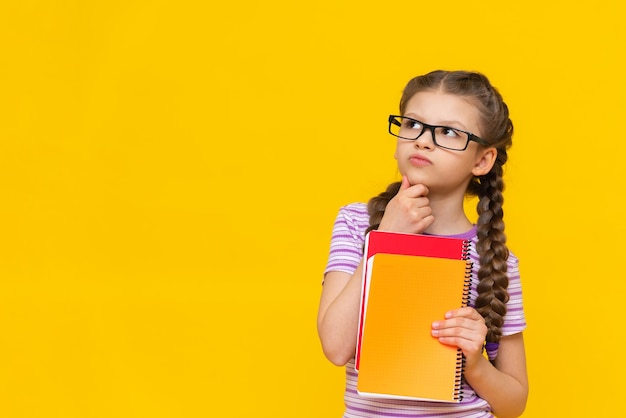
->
xmin=390 ymin=116 xmax=470 ymax=150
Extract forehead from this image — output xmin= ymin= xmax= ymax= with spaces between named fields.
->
xmin=404 ymin=91 xmax=482 ymax=133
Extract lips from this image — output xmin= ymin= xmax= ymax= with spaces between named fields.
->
xmin=409 ymin=154 xmax=431 ymax=166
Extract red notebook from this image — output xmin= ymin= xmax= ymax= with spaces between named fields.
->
xmin=355 ymin=231 xmax=472 ymax=402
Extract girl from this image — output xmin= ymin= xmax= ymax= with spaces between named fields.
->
xmin=317 ymin=70 xmax=528 ymax=418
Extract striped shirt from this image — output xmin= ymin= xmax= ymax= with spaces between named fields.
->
xmin=323 ymin=203 xmax=526 ymax=418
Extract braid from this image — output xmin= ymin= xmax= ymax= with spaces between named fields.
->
xmin=366 ymin=181 xmax=401 ymax=236
xmin=474 ymin=161 xmax=510 ymax=343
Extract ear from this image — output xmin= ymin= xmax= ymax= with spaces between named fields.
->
xmin=472 ymin=147 xmax=497 ymax=177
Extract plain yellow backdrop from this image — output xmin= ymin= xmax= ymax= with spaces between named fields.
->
xmin=1 ymin=1 xmax=625 ymax=416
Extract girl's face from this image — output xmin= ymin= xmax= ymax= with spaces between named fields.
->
xmin=394 ymin=90 xmax=496 ymax=196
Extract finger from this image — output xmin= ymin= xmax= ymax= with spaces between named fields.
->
xmin=399 ymin=175 xmax=411 ymax=191
xmin=435 ymin=335 xmax=486 ymax=359
xmin=402 ymin=183 xmax=430 ymax=199
xmin=432 ymin=318 xmax=468 ymax=332
xmin=435 ymin=317 xmax=483 ymax=332
xmin=445 ymin=307 xmax=483 ymax=320
xmin=432 ymin=325 xmax=482 ymax=340
xmin=431 ymin=320 xmax=487 ymax=343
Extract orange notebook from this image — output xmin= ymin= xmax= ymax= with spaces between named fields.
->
xmin=355 ymin=231 xmax=471 ymax=371
xmin=356 ymin=233 xmax=472 ymax=402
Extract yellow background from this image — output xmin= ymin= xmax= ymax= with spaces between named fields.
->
xmin=1 ymin=1 xmax=624 ymax=416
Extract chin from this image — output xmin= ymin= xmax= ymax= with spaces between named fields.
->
xmin=405 ymin=175 xmax=430 ymax=187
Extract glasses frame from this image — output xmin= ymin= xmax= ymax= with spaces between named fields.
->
xmin=388 ymin=115 xmax=490 ymax=151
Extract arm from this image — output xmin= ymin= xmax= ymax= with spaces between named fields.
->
xmin=318 ymin=177 xmax=434 ymax=366
xmin=432 ymin=309 xmax=528 ymax=417
xmin=465 ymin=333 xmax=528 ymax=417
xmin=316 ymin=263 xmax=363 ymax=366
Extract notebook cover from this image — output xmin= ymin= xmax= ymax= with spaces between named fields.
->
xmin=356 ymin=252 xmax=470 ymax=402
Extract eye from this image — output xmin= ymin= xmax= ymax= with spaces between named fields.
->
xmin=403 ymin=118 xmax=423 ymax=130
xmin=441 ymin=127 xmax=462 ymax=138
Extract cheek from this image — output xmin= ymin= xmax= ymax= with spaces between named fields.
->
xmin=393 ymin=145 xmax=399 ymax=160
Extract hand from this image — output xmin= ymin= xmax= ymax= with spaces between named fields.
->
xmin=431 ymin=307 xmax=487 ymax=367
xmin=377 ymin=175 xmax=434 ymax=234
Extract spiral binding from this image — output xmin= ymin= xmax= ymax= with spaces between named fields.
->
xmin=454 ymin=354 xmax=466 ymax=401
xmin=461 ymin=239 xmax=471 ymax=260
xmin=454 ymin=239 xmax=473 ymax=401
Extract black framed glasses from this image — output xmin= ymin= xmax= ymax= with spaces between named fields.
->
xmin=388 ymin=115 xmax=489 ymax=151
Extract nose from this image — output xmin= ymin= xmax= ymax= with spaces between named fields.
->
xmin=414 ymin=127 xmax=436 ymax=149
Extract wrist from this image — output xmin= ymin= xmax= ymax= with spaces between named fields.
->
xmin=463 ymin=351 xmax=489 ymax=382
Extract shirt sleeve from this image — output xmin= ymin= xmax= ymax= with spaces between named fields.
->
xmin=484 ymin=255 xmax=527 ymax=361
xmin=501 ymin=255 xmax=527 ymax=336
xmin=323 ymin=205 xmax=367 ymax=277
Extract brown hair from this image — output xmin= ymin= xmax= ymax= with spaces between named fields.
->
xmin=367 ymin=70 xmax=513 ymax=343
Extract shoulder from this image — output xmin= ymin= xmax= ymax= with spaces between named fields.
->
xmin=330 ymin=203 xmax=369 ymax=244
xmin=506 ymin=249 xmax=520 ymax=271
xmin=336 ymin=202 xmax=368 ymax=219
xmin=468 ymin=235 xmax=520 ymax=269
xmin=324 ymin=203 xmax=369 ymax=276
xmin=333 ymin=202 xmax=369 ymax=231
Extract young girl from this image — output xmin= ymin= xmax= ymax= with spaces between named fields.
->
xmin=317 ymin=70 xmax=528 ymax=418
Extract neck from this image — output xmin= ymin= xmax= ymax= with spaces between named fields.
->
xmin=422 ymin=192 xmax=474 ymax=236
